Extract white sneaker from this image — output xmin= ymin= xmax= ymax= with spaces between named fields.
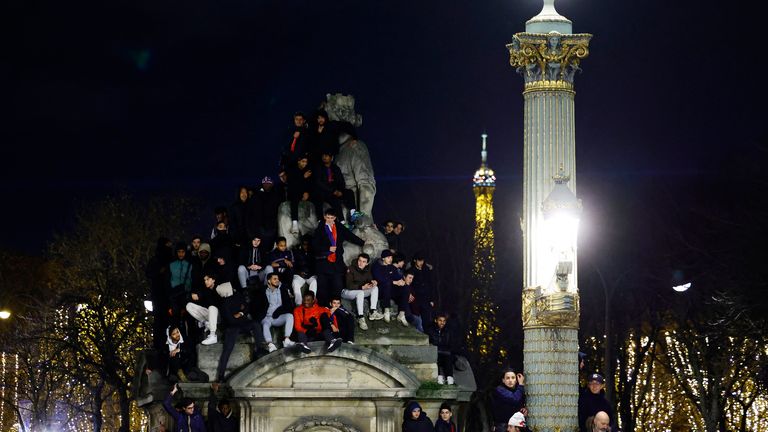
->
xmin=290 ymin=220 xmax=299 ymax=234
xmin=267 ymin=342 xmax=277 ymax=353
xmin=397 ymin=311 xmax=409 ymax=327
xmin=384 ymin=308 xmax=391 ymax=323
xmin=446 ymin=376 xmax=455 ymax=385
xmin=358 ymin=317 xmax=368 ymax=330
xmin=201 ymin=334 xmax=218 ymax=345
xmin=283 ymin=338 xmax=295 ymax=348
xmin=369 ymin=310 xmax=385 ymax=321
xmin=437 ymin=375 xmax=445 ymax=385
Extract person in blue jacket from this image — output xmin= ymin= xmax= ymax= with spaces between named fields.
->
xmin=490 ymin=369 xmax=527 ymax=432
xmin=162 ymin=383 xmax=206 ymax=432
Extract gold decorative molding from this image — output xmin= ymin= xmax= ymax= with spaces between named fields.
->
xmin=522 ymin=287 xmax=580 ymax=328
xmin=524 ymin=80 xmax=574 ymax=94
xmin=507 ymin=32 xmax=592 ymax=85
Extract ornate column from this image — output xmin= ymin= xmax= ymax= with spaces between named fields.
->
xmin=507 ymin=1 xmax=591 ymax=431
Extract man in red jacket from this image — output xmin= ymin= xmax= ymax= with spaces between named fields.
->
xmin=293 ymin=291 xmax=342 ymax=354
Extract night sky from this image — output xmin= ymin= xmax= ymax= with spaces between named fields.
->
xmin=3 ymin=0 xmax=766 ymax=254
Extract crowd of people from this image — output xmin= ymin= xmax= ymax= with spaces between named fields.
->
xmin=148 ymin=110 xmax=618 ymax=432
xmin=145 ymin=110 xmax=455 ymax=382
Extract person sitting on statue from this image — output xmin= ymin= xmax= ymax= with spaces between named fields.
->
xmin=313 ymin=151 xmax=359 ymax=225
xmin=328 ymin=295 xmax=355 ymax=343
xmin=168 ymin=242 xmax=193 ymax=328
xmin=292 ymin=291 xmax=342 ymax=354
xmin=286 ymin=153 xmax=314 ymax=234
xmin=427 ymin=312 xmax=458 ymax=385
xmin=490 ymin=369 xmax=527 ymax=432
xmin=165 ymin=326 xmax=194 ymax=383
xmin=279 ymin=111 xmax=310 ymax=172
xmin=372 ymin=249 xmax=399 ymax=323
xmin=408 ymin=252 xmax=435 ymax=326
xmin=263 ymin=236 xmax=295 ymax=286
xmin=185 ymin=273 xmax=223 ymax=346
xmin=253 ymin=273 xmax=296 ymax=353
xmin=309 ymin=108 xmax=341 ymax=162
xmin=237 ymin=235 xmax=265 ymax=290
xmin=291 ymin=234 xmax=318 ymax=305
xmin=343 ymin=252 xmax=385 ymax=330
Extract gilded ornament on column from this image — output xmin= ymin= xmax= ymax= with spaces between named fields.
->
xmin=507 ymin=33 xmax=591 ymax=85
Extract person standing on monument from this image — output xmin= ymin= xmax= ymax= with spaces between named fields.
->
xmin=286 ymin=153 xmax=314 ymax=234
xmin=313 ymin=151 xmax=359 ymax=225
xmin=280 ymin=111 xmax=310 ymax=172
xmin=311 ymin=208 xmax=364 ymax=306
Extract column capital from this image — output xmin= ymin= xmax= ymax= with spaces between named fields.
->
xmin=522 ymin=288 xmax=580 ymax=329
xmin=507 ymin=32 xmax=592 ymax=90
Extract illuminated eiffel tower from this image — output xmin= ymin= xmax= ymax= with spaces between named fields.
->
xmin=467 ymin=133 xmax=503 ymax=365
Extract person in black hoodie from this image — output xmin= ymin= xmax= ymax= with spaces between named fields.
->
xmin=313 ymin=151 xmax=358 ymax=225
xmin=286 ymin=153 xmax=314 ymax=234
xmin=402 ymin=401 xmax=433 ymax=432
xmin=312 ymin=208 xmax=365 ymax=306
xmin=309 ymin=109 xmax=340 ymax=162
xmin=215 ymin=275 xmax=266 ymax=382
xmin=208 ymin=382 xmax=238 ymax=432
xmin=228 ymin=186 xmax=250 ymax=254
xmin=185 ymin=273 xmax=223 ymax=346
xmin=237 ymin=235 xmax=264 ymax=290
xmin=578 ymin=373 xmax=616 ymax=432
xmin=146 ymin=237 xmax=173 ymax=363
xmin=291 ymin=234 xmax=317 ymax=305
xmin=280 ymin=112 xmax=310 ymax=172
xmin=427 ymin=313 xmax=458 ymax=385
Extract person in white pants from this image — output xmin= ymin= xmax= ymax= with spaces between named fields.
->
xmin=255 ymin=273 xmax=295 ymax=352
xmin=185 ymin=273 xmax=222 ymax=345
xmin=343 ymin=253 xmax=385 ymax=330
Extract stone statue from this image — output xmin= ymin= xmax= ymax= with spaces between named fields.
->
xmin=277 ymin=93 xmax=386 ymax=259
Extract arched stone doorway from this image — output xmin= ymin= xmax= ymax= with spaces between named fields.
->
xmin=283 ymin=418 xmax=361 ymax=432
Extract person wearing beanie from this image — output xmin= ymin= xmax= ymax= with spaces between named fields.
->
xmin=401 ymin=401 xmax=433 ymax=432
xmin=434 ymin=402 xmax=458 ymax=432
xmin=507 ymin=412 xmax=529 ymax=432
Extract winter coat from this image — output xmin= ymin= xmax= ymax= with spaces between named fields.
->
xmin=427 ymin=325 xmax=458 ymax=355
xmin=490 ymin=384 xmax=526 ymax=425
xmin=434 ymin=418 xmax=457 ymax=432
xmin=578 ymin=390 xmax=616 ymax=432
xmin=402 ymin=401 xmax=433 ymax=432
xmin=313 ymin=162 xmax=346 ymax=197
xmin=162 ymin=393 xmax=206 ymax=432
xmin=293 ymin=302 xmax=335 ymax=334
xmin=346 ymin=263 xmax=374 ymax=290
xmin=312 ymin=220 xmax=364 ymax=274
xmin=207 ymin=392 xmax=237 ymax=432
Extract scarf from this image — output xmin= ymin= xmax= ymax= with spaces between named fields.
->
xmin=326 ymin=223 xmax=337 ymax=263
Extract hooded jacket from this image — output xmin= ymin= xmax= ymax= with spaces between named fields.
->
xmin=401 ymin=401 xmax=433 ymax=432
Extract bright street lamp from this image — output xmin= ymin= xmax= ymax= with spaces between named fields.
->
xmin=0 ymin=310 xmax=10 ymax=320
xmin=672 ymin=282 xmax=691 ymax=292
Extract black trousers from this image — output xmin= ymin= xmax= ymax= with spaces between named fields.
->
xmin=314 ymin=189 xmax=356 ymax=222
xmin=296 ymin=314 xmax=334 ymax=344
xmin=316 ymin=271 xmax=343 ymax=308
xmin=437 ymin=352 xmax=454 ymax=376
xmin=216 ymin=321 xmax=264 ymax=381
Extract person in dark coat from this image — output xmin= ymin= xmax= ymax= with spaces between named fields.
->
xmin=427 ymin=313 xmax=458 ymax=385
xmin=313 ymin=152 xmax=358 ymax=224
xmin=208 ymin=382 xmax=238 ymax=432
xmin=309 ymin=109 xmax=340 ymax=161
xmin=280 ymin=112 xmax=310 ymax=172
xmin=311 ymin=208 xmax=365 ymax=306
xmin=228 ymin=186 xmax=250 ymax=253
xmin=257 ymin=176 xmax=282 ymax=252
xmin=410 ymin=252 xmax=436 ymax=326
xmin=402 ymin=401 xmax=433 ymax=432
xmin=490 ymin=369 xmax=527 ymax=432
xmin=578 ymin=373 xmax=617 ymax=432
xmin=163 ymin=384 xmax=207 ymax=432
xmin=434 ymin=402 xmax=458 ymax=432
xmin=286 ymin=153 xmax=314 ymax=234
xmin=291 ymin=234 xmax=317 ymax=305
xmin=215 ymin=280 xmax=266 ymax=382
xmin=146 ymin=237 xmax=173 ymax=365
